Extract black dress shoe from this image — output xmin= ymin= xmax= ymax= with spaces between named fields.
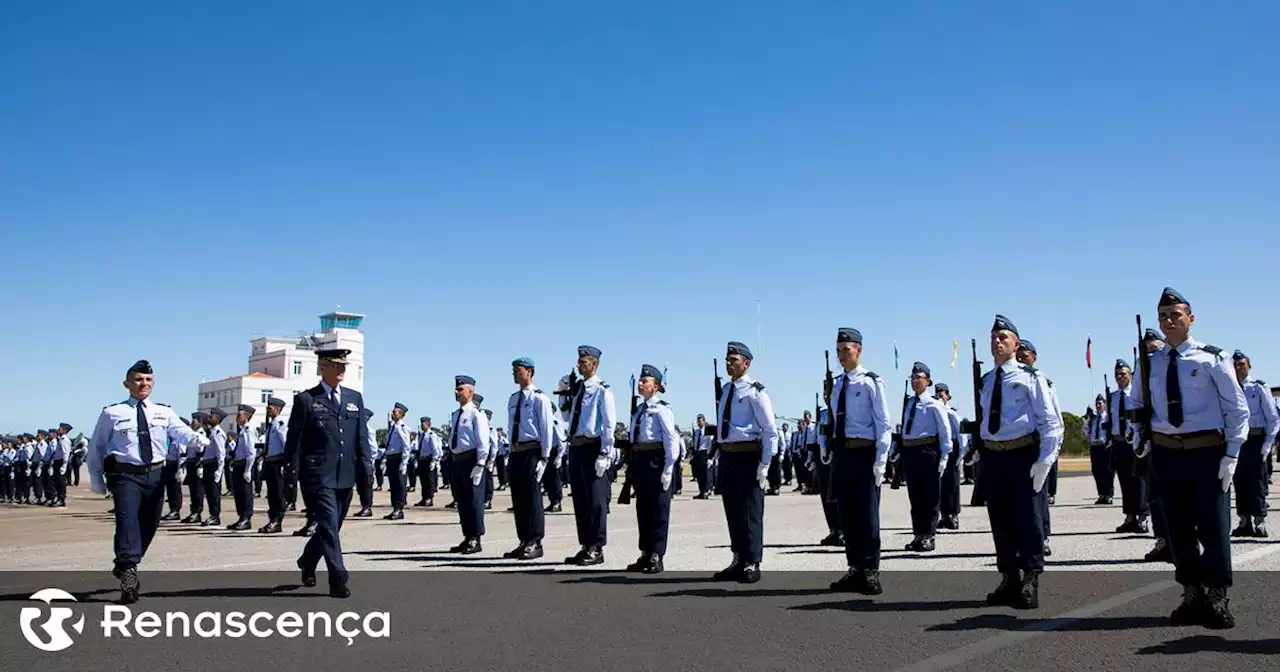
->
xmin=460 ymin=538 xmax=482 ymax=555
xmin=1134 ymin=518 xmax=1150 ymax=534
xmin=231 ymin=519 xmax=252 ymax=531
xmin=1253 ymin=519 xmax=1269 ymax=538
xmin=259 ymin=520 xmax=282 ymax=534
xmin=575 ymin=547 xmax=604 ymax=566
xmin=1094 ymin=496 xmax=1108 ymax=505
xmin=118 ymin=566 xmax=140 ymax=605
xmin=516 ymin=544 xmax=544 ymax=560
xmin=1043 ymin=540 xmax=1052 ymax=557
xmin=918 ymin=537 xmax=937 ymax=552
xmin=286 ymin=502 xmax=296 ymax=511
xmin=1047 ymin=495 xmax=1055 ymax=505
xmin=1202 ymin=587 xmax=1235 ymax=630
xmin=830 ymin=568 xmax=865 ymax=593
xmin=162 ymin=510 xmax=181 ymax=521
xmin=383 ymin=509 xmax=404 ymax=521
xmin=450 ymin=540 xmax=470 ymax=553
xmin=986 ymin=572 xmax=1020 ymax=606
xmin=329 ymin=585 xmax=351 ymax=599
xmin=642 ymin=554 xmax=664 ymax=574
xmin=354 ymin=508 xmax=372 ymax=518
xmin=1144 ymin=539 xmax=1172 ymax=563
xmin=564 ymin=547 xmax=590 ymax=564
xmin=544 ymin=502 xmax=561 ymax=512
xmin=445 ymin=501 xmax=458 ymax=509
xmin=1012 ymin=570 xmax=1040 ymax=610
xmin=1170 ymin=585 xmax=1205 ymax=626
xmin=862 ymin=570 xmax=883 ymax=595
xmin=1232 ymin=519 xmax=1255 ymax=537
xmin=503 ymin=546 xmax=523 ymax=559
xmin=905 ymin=537 xmax=924 ymax=552
xmin=424 ymin=499 xmax=434 ymax=507
xmin=626 ymin=554 xmax=648 ymax=572
xmin=738 ymin=564 xmax=761 ymax=584
xmin=819 ymin=532 xmax=843 ymax=547
xmin=182 ymin=513 xmax=202 ymax=524
xmin=484 ymin=501 xmax=492 ymax=510
xmin=1101 ymin=496 xmax=1113 ymax=505
xmin=713 ymin=560 xmax=743 ymax=581
xmin=414 ymin=500 xmax=429 ymax=507
xmin=299 ymin=562 xmax=317 ymax=588
xmin=506 ymin=506 xmax=515 ymax=512
xmin=203 ymin=517 xmax=221 ymax=527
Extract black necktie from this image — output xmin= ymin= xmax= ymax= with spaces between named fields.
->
xmin=905 ymin=396 xmax=919 ymax=434
xmin=835 ymin=377 xmax=847 ymax=440
xmin=1167 ymin=350 xmax=1184 ymax=427
xmin=513 ymin=391 xmax=524 ymax=440
xmin=632 ymin=407 xmax=643 ymax=442
xmin=450 ymin=411 xmax=460 ymax=451
xmin=719 ymin=384 xmax=732 ymax=440
xmin=136 ymin=401 xmax=153 ymax=464
xmin=571 ymin=388 xmax=585 ymax=437
xmin=987 ymin=368 xmax=1003 ymax=435
xmin=1117 ymin=389 xmax=1127 ymax=436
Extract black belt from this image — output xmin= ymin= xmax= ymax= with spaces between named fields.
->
xmin=264 ymin=455 xmax=285 ymax=463
xmin=631 ymin=442 xmax=663 ymax=452
xmin=570 ymin=436 xmax=602 ymax=447
xmin=1153 ymin=430 xmax=1223 ymax=450
xmin=837 ymin=438 xmax=876 ymax=449
xmin=983 ymin=433 xmax=1038 ymax=452
xmin=513 ymin=440 xmax=541 ymax=453
xmin=901 ymin=436 xmax=939 ymax=448
xmin=231 ymin=459 xmax=248 ymax=467
xmin=200 ymin=459 xmax=219 ymax=467
xmin=106 ymin=461 xmax=166 ymax=475
xmin=717 ymin=440 xmax=762 ymax=453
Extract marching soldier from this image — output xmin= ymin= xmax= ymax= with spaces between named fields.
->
xmin=383 ymin=402 xmax=411 ymax=521
xmin=544 ymin=386 xmax=569 ymax=513
xmin=1229 ymin=351 xmax=1278 ymax=538
xmin=87 ymin=359 xmax=211 ymax=603
xmin=182 ymin=413 xmax=208 ymax=524
xmin=935 ymin=384 xmax=966 ymax=530
xmin=160 ymin=419 xmax=184 ymax=519
xmin=31 ymin=430 xmax=46 ymax=503
xmin=350 ymin=409 xmax=376 ymax=518
xmin=506 ymin=357 xmax=554 ymax=560
xmin=447 ymin=375 xmax=490 ymax=554
xmin=259 ymin=397 xmax=288 ymax=534
xmin=414 ymin=417 xmax=441 ymax=507
xmin=564 ymin=345 xmax=617 ymax=566
xmin=899 ymin=362 xmax=953 ymax=552
xmin=1016 ymin=340 xmax=1062 ymax=557
xmin=284 ymin=348 xmax=369 ymax=598
xmin=712 ymin=341 xmax=779 ymax=584
xmin=51 ymin=423 xmax=72 ymax=506
xmin=1140 ymin=328 xmax=1173 ymax=563
xmin=227 ymin=404 xmax=259 ymax=531
xmin=977 ymin=315 xmax=1063 ymax=610
xmin=1086 ymin=394 xmax=1114 ymax=505
xmin=823 ymin=329 xmax=890 ymax=594
xmin=200 ymin=408 xmax=228 ymax=527
xmin=690 ymin=414 xmax=714 ymax=499
xmin=1131 ymin=288 xmax=1249 ymax=629
xmin=625 ymin=364 xmax=680 ymax=573
xmin=1111 ymin=359 xmax=1150 ymax=534
xmin=809 ymin=408 xmax=841 ymax=543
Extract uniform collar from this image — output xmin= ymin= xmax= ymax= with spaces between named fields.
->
xmin=584 ymin=375 xmax=601 ymax=386
xmin=643 ymin=394 xmax=661 ymax=408
xmin=1171 ymin=337 xmax=1199 ymax=356
xmin=842 ymin=365 xmax=865 ymax=380
xmin=733 ymin=374 xmax=756 ymax=388
xmin=321 ymin=381 xmax=340 ymax=397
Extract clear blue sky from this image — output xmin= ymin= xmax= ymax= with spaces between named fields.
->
xmin=4 ymin=1 xmax=1278 ymax=435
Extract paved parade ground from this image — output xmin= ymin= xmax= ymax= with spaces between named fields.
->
xmin=3 ymin=467 xmax=1280 ymax=671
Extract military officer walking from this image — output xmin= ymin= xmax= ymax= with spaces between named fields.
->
xmin=624 ymin=365 xmax=681 ymax=573
xmin=447 ymin=375 xmax=490 ymax=554
xmin=383 ymin=402 xmax=411 ymax=521
xmin=259 ymin=397 xmax=288 ymax=533
xmin=899 ymin=362 xmax=953 ymax=552
xmin=823 ymin=329 xmax=891 ymax=594
xmin=87 ymin=359 xmax=211 ymax=603
xmin=50 ymin=423 xmax=72 ymax=506
xmin=1016 ymin=339 xmax=1062 ymax=557
xmin=283 ymin=348 xmax=369 ymax=598
xmin=564 ymin=346 xmax=617 ymax=566
xmin=414 ymin=417 xmax=441 ymax=507
xmin=713 ymin=341 xmax=779 ymax=584
xmin=506 ymin=357 xmax=554 ymax=560
xmin=977 ymin=315 xmax=1063 ymax=610
xmin=1230 ymin=350 xmax=1278 ymax=538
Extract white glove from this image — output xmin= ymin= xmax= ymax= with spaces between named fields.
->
xmin=594 ymin=455 xmax=610 ymax=478
xmin=470 ymin=465 xmax=484 ymax=486
xmin=197 ymin=465 xmax=204 ymax=479
xmin=534 ymin=459 xmax=546 ymax=483
xmin=399 ymin=460 xmax=408 ymax=476
xmin=661 ymin=466 xmax=673 ymax=492
xmin=175 ymin=466 xmax=183 ymax=483
xmin=938 ymin=458 xmax=948 ymax=476
xmin=820 ymin=446 xmax=831 ymax=465
xmin=1030 ymin=461 xmax=1052 ymax=493
xmin=431 ymin=459 xmax=441 ymax=471
xmin=214 ymin=466 xmax=223 ymax=484
xmin=1263 ymin=443 xmax=1273 ymax=458
xmin=755 ymin=463 xmax=768 ymax=490
xmin=243 ymin=465 xmax=253 ymax=483
xmin=872 ymin=461 xmax=885 ymax=485
xmin=553 ymin=455 xmax=563 ymax=469
xmin=1134 ymin=441 xmax=1152 ymax=459
xmin=970 ymin=450 xmax=981 ymax=464
xmin=1218 ymin=455 xmax=1237 ymax=493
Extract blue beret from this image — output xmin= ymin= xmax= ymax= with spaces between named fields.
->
xmin=1115 ymin=359 xmax=1130 ymax=370
xmin=237 ymin=404 xmax=256 ymax=416
xmin=363 ymin=408 xmax=374 ymax=419
xmin=1018 ymin=340 xmax=1037 ymax=355
xmin=911 ymin=361 xmax=931 ymax=378
xmin=420 ymin=416 xmax=431 ymax=424
xmin=1143 ymin=328 xmax=1164 ymax=342
xmin=455 ymin=375 xmax=476 ymax=387
xmin=934 ymin=383 xmax=950 ymax=395
xmin=727 ymin=341 xmax=753 ymax=360
xmin=483 ymin=409 xmax=493 ymax=419
xmin=59 ymin=423 xmax=73 ymax=432
xmin=696 ymin=413 xmax=705 ymax=420
xmin=394 ymin=402 xmax=408 ymax=412
xmin=578 ymin=345 xmax=602 ymax=359
xmin=192 ymin=412 xmax=210 ymax=422
xmin=1233 ymin=350 xmax=1248 ymax=361
xmin=512 ymin=356 xmax=535 ymax=369
xmin=640 ymin=364 xmax=664 ymax=385
xmin=1095 ymin=394 xmax=1105 ymax=403
xmin=127 ymin=359 xmax=153 ymax=375
xmin=991 ymin=315 xmax=1018 ymax=337
xmin=207 ymin=407 xmax=227 ymax=419
xmin=474 ymin=394 xmax=485 ymax=405
xmin=1158 ymin=287 xmax=1189 ymax=309
xmin=316 ymin=348 xmax=351 ymax=363
xmin=267 ymin=397 xmax=286 ymax=408
xmin=836 ymin=327 xmax=862 ymax=344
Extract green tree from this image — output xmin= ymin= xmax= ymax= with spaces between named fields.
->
xmin=1061 ymin=411 xmax=1088 ymax=457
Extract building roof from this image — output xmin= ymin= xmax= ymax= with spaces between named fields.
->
xmin=206 ymin=372 xmax=282 ymax=384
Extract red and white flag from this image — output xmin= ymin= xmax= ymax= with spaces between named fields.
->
xmin=1085 ymin=336 xmax=1093 ymax=369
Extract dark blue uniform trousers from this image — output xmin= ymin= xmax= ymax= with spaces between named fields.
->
xmin=200 ymin=461 xmax=221 ymax=518
xmin=110 ymin=467 xmax=166 ymax=569
xmin=940 ymin=445 xmax=962 ymax=518
xmin=1153 ymin=444 xmax=1231 ymax=588
xmin=983 ymin=444 xmax=1046 ymax=573
xmin=719 ymin=448 xmax=765 ymax=564
xmin=833 ymin=443 xmax=880 ymax=569
xmin=1112 ymin=438 xmax=1149 ymax=517
xmin=631 ymin=450 xmax=672 ymax=556
xmin=812 ymin=449 xmax=841 ymax=532
xmin=231 ymin=461 xmax=254 ymax=520
xmin=298 ymin=485 xmax=353 ymax=588
xmin=508 ymin=448 xmax=545 ymax=543
xmin=1089 ymin=443 xmax=1115 ymax=498
xmin=903 ymin=442 xmax=942 ymax=536
xmin=569 ymin=442 xmax=609 ymax=548
xmin=185 ymin=459 xmax=204 ymax=514
xmin=386 ymin=453 xmax=407 ymax=508
xmin=541 ymin=449 xmax=563 ymax=505
xmin=1234 ymin=435 xmax=1269 ymax=519
xmin=691 ymin=452 xmax=711 ymax=495
xmin=163 ymin=460 xmax=182 ymax=513
xmin=355 ymin=461 xmax=374 ymax=509
xmin=449 ymin=450 xmax=486 ymax=538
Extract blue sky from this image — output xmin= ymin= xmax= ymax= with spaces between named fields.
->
xmin=3 ymin=1 xmax=1278 ymax=435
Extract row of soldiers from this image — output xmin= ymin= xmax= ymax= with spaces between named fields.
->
xmin=0 ymin=426 xmax=85 ymax=506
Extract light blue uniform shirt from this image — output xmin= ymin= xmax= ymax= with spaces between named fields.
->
xmin=201 ymin=426 xmax=227 ymax=473
xmin=1087 ymin=412 xmax=1110 ymax=445
xmin=233 ymin=425 xmax=258 ymax=463
xmin=385 ymin=420 xmax=410 ymax=456
xmin=448 ymin=402 xmax=492 ymax=463
xmin=714 ymin=374 xmax=781 ymax=466
xmin=87 ymin=397 xmax=210 ymax=490
xmin=1110 ymin=383 xmax=1136 ymax=438
xmin=901 ymin=392 xmax=954 ymax=463
xmin=1243 ymin=377 xmax=1280 ymax=452
xmin=628 ymin=397 xmax=681 ymax=470
xmin=568 ymin=376 xmax=618 ymax=457
xmin=819 ymin=367 xmax=892 ymax=468
xmin=416 ymin=430 xmax=442 ymax=461
xmin=978 ymin=359 xmax=1063 ymax=464
xmin=509 ymin=386 xmax=555 ymax=460
xmin=265 ymin=418 xmax=287 ymax=458
xmin=1130 ymin=338 xmax=1250 ymax=459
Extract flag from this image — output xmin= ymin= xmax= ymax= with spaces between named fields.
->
xmin=1086 ymin=336 xmax=1093 ymax=369
xmin=950 ymin=340 xmax=958 ymax=368
xmin=662 ymin=363 xmax=668 ymax=385
xmin=893 ymin=342 xmax=899 ymax=370
xmin=629 ymin=371 xmax=636 ymax=391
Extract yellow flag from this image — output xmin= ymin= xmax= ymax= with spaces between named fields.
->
xmin=950 ymin=340 xmax=958 ymax=368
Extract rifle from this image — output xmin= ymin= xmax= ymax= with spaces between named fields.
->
xmin=712 ymin=359 xmax=724 ymax=496
xmin=962 ymin=338 xmax=984 ymax=466
xmin=559 ymin=370 xmax=582 ymax=414
xmin=618 ymin=376 xmax=638 ymax=505
xmin=1103 ymin=374 xmax=1112 ymax=442
xmin=889 ymin=379 xmax=908 ymax=489
xmin=823 ymin=350 xmax=835 ymax=440
xmin=1133 ymin=317 xmax=1153 ymax=478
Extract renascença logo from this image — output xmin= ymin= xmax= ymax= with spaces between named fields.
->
xmin=20 ymin=588 xmax=86 ymax=652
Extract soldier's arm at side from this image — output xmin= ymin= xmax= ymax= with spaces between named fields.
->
xmin=933 ymin=403 xmax=953 ymax=462
xmin=1030 ymin=375 xmax=1064 ymax=463
xmin=753 ymin=388 xmax=779 ymax=467
xmin=87 ymin=409 xmax=112 ymax=491
xmin=1210 ymin=357 xmax=1249 ymax=458
xmin=599 ymin=386 xmax=617 ymax=457
xmin=283 ymin=395 xmax=307 ymax=468
xmin=1259 ymin=384 xmax=1280 ymax=452
xmin=537 ymin=394 xmax=553 ymax=460
xmin=871 ymin=379 xmax=892 ymax=468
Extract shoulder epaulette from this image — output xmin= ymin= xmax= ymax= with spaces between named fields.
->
xmin=982 ymin=370 xmax=994 ymax=382
xmin=1047 ymin=379 xmax=1055 ymax=388
xmin=156 ymin=402 xmax=170 ymax=407
xmin=752 ymin=381 xmax=765 ymax=391
xmin=1254 ymin=379 xmax=1267 ymax=387
xmin=1201 ymin=345 xmax=1224 ymax=357
xmin=657 ymin=400 xmax=669 ymax=406
xmin=865 ymin=371 xmax=880 ymax=381
xmin=534 ymin=389 xmax=544 ymax=395
xmin=600 ymin=382 xmax=610 ymax=389
xmin=1020 ymin=364 xmax=1039 ymax=375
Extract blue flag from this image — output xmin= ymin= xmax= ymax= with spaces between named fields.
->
xmin=894 ymin=343 xmax=899 ymax=370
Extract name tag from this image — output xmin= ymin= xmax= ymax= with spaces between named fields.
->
xmin=346 ymin=402 xmax=359 ymax=412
